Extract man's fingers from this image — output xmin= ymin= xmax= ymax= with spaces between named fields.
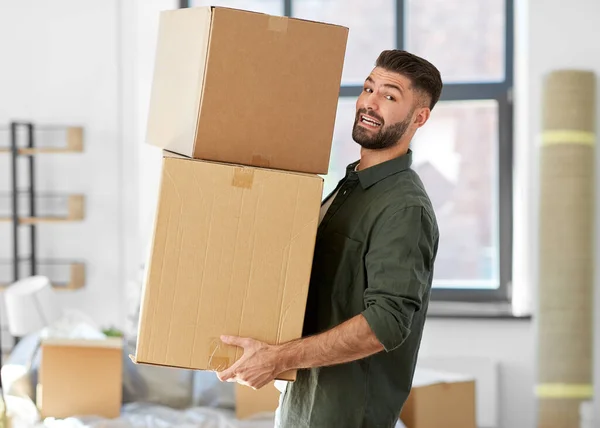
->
xmin=216 ymin=360 xmax=240 ymax=382
xmin=221 ymin=335 xmax=250 ymax=348
xmin=217 ymin=367 xmax=235 ymax=382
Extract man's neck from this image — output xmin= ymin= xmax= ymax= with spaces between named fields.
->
xmin=357 ymin=142 xmax=409 ymax=171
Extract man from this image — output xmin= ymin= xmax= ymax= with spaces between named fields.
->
xmin=217 ymin=49 xmax=443 ymax=428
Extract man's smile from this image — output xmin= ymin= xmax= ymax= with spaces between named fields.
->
xmin=359 ymin=114 xmax=382 ymax=129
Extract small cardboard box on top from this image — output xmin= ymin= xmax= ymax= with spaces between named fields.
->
xmin=132 ymin=151 xmax=323 ymax=381
xmin=37 ymin=338 xmax=123 ymax=419
xmin=145 ymin=6 xmax=348 ymax=174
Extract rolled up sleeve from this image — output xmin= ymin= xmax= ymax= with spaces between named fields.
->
xmin=361 ymin=206 xmax=435 ymax=352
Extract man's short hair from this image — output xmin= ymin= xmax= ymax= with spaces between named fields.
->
xmin=375 ymin=50 xmax=443 ymax=110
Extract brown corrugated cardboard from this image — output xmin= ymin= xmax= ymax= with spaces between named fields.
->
xmin=235 ymin=381 xmax=280 ymax=419
xmin=37 ymin=338 xmax=123 ymax=419
xmin=133 ymin=152 xmax=323 ymax=381
xmin=400 ymin=379 xmax=476 ymax=428
xmin=145 ymin=6 xmax=348 ymax=174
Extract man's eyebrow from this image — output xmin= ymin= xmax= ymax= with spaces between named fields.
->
xmin=364 ymin=77 xmax=403 ymax=94
xmin=383 ymin=83 xmax=403 ymax=94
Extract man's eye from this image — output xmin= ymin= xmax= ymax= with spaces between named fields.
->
xmin=364 ymin=87 xmax=372 ymax=93
xmin=385 ymin=95 xmax=395 ymax=101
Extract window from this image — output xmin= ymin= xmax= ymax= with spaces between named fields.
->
xmin=182 ymin=0 xmax=514 ymax=303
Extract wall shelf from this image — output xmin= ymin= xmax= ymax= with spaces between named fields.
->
xmin=0 ymin=121 xmax=87 ymax=371
xmin=0 ymin=259 xmax=85 ymax=291
xmin=0 ymin=194 xmax=85 ymax=223
xmin=0 ymin=126 xmax=83 ymax=154
xmin=1 ymin=122 xmax=87 ymax=287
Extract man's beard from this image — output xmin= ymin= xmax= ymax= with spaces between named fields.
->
xmin=352 ymin=108 xmax=413 ymax=150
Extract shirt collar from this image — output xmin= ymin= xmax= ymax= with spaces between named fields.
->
xmin=347 ymin=149 xmax=413 ymax=189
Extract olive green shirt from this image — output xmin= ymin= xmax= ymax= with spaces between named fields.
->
xmin=279 ymin=150 xmax=439 ymax=428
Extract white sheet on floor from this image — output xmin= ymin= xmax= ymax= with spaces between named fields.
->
xmin=7 ymin=398 xmax=275 ymax=428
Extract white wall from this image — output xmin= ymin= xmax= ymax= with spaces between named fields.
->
xmin=0 ymin=1 xmax=125 ymax=331
xmin=134 ymin=0 xmax=177 ymax=260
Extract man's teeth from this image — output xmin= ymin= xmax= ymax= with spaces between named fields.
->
xmin=361 ymin=116 xmax=381 ymax=126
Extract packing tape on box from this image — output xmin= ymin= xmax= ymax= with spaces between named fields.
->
xmin=541 ymin=130 xmax=595 ymax=146
xmin=252 ymin=154 xmax=271 ymax=168
xmin=232 ymin=168 xmax=254 ymax=189
xmin=535 ymin=383 xmax=594 ymax=399
xmin=207 ymin=338 xmax=233 ymax=371
xmin=268 ymin=15 xmax=288 ymax=32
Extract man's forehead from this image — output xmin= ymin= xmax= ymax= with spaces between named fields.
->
xmin=367 ymin=68 xmax=412 ymax=89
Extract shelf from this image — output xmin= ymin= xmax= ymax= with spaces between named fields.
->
xmin=0 ymin=260 xmax=85 ymax=291
xmin=0 ymin=194 xmax=85 ymax=223
xmin=0 ymin=126 xmax=83 ymax=154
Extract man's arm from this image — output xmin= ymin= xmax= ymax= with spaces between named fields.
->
xmin=217 ymin=314 xmax=381 ymax=388
xmin=280 ymin=313 xmax=382 ymax=370
xmin=217 ymin=206 xmax=436 ymax=388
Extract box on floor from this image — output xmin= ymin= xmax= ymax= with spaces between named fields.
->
xmin=235 ymin=381 xmax=280 ymax=420
xmin=37 ymin=337 xmax=123 ymax=419
xmin=400 ymin=372 xmax=476 ymax=428
xmin=132 ymin=152 xmax=323 ymax=381
xmin=146 ymin=6 xmax=348 ymax=174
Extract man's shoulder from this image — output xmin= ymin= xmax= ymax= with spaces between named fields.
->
xmin=376 ymin=169 xmax=437 ymax=221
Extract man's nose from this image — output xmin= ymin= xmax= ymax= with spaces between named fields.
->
xmin=364 ymin=93 xmax=379 ymax=111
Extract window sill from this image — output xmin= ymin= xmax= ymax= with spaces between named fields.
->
xmin=426 ymin=300 xmax=532 ymax=320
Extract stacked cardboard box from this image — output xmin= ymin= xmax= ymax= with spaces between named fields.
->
xmin=132 ymin=5 xmax=347 ymax=385
xmin=37 ymin=338 xmax=123 ymax=419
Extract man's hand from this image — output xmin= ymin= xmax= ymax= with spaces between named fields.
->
xmin=216 ymin=314 xmax=386 ymax=390
xmin=216 ymin=335 xmax=283 ymax=389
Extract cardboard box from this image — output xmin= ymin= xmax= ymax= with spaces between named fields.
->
xmin=37 ymin=338 xmax=123 ymax=419
xmin=400 ymin=372 xmax=476 ymax=428
xmin=146 ymin=6 xmax=348 ymax=174
xmin=235 ymin=381 xmax=281 ymax=419
xmin=133 ymin=152 xmax=323 ymax=381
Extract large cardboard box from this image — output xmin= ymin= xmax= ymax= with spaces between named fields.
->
xmin=235 ymin=381 xmax=280 ymax=419
xmin=133 ymin=152 xmax=322 ymax=381
xmin=400 ymin=372 xmax=476 ymax=428
xmin=37 ymin=338 xmax=123 ymax=419
xmin=146 ymin=6 xmax=348 ymax=174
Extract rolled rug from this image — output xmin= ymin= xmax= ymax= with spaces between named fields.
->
xmin=536 ymin=69 xmax=596 ymax=428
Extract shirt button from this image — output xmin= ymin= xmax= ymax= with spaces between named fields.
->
xmin=343 ymin=190 xmax=347 ymax=195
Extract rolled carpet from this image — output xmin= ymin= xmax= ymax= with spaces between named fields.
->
xmin=536 ymin=69 xmax=596 ymax=428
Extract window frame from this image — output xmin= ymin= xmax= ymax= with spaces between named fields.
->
xmin=180 ymin=0 xmax=515 ymax=304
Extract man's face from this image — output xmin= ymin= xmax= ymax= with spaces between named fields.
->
xmin=352 ymin=67 xmax=419 ymax=150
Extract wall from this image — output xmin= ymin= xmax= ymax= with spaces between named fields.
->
xmin=134 ymin=0 xmax=177 ymax=260
xmin=0 ymin=1 xmax=125 ymax=335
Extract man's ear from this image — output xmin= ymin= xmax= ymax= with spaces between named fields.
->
xmin=414 ymin=107 xmax=431 ymax=128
